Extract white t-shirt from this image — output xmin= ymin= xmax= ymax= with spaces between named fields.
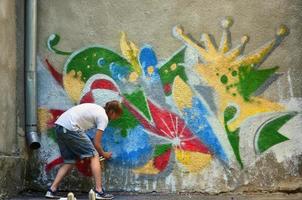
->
xmin=55 ymin=103 xmax=108 ymax=132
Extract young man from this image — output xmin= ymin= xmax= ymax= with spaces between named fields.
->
xmin=45 ymin=100 xmax=123 ymax=200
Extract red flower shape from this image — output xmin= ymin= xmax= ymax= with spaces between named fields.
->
xmin=123 ymin=97 xmax=212 ymax=173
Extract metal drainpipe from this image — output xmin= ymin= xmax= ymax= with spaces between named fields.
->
xmin=25 ymin=0 xmax=40 ymax=149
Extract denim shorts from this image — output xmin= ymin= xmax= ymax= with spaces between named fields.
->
xmin=55 ymin=125 xmax=98 ymax=164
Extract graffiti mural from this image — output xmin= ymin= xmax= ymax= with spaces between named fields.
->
xmin=38 ymin=17 xmax=299 ymax=180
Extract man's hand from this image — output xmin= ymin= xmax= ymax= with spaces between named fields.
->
xmin=93 ymin=130 xmax=113 ymax=159
xmin=102 ymin=152 xmax=112 ymax=159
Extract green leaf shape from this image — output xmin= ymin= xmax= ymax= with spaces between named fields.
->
xmin=159 ymin=48 xmax=188 ymax=95
xmin=224 ymin=105 xmax=237 ymax=123
xmin=108 ymin=104 xmax=139 ymax=137
xmin=223 ymin=106 xmax=243 ymax=168
xmin=47 ymin=34 xmax=73 ymax=55
xmin=257 ymin=112 xmax=297 ymax=153
xmin=124 ymin=90 xmax=151 ymax=121
xmin=153 ymin=144 xmax=172 ymax=158
xmin=65 ymin=47 xmax=132 ymax=82
xmin=226 ymin=129 xmax=243 ymax=169
xmin=237 ymin=65 xmax=279 ymax=101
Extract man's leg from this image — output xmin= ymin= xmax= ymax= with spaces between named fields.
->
xmin=50 ymin=163 xmax=74 ymax=191
xmin=90 ymin=155 xmax=102 ymax=192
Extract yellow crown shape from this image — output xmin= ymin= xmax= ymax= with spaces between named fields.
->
xmin=172 ymin=17 xmax=289 ymax=130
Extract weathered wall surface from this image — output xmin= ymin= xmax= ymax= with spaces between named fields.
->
xmin=0 ymin=0 xmax=27 ymax=198
xmin=30 ymin=0 xmax=302 ymax=193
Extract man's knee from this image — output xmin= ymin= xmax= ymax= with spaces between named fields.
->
xmin=89 ymin=154 xmax=99 ymax=160
xmin=65 ymin=163 xmax=75 ymax=170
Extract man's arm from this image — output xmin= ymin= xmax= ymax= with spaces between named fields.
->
xmin=93 ymin=129 xmax=112 ymax=159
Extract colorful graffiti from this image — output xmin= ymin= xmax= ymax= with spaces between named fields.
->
xmin=39 ymin=17 xmax=298 ymax=177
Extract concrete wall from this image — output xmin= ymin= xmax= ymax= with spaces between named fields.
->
xmin=0 ymin=0 xmax=27 ymax=198
xmin=30 ymin=0 xmax=302 ymax=193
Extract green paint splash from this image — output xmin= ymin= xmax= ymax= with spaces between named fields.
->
xmin=257 ymin=112 xmax=297 ymax=153
xmin=220 ymin=75 xmax=228 ymax=84
xmin=47 ymin=128 xmax=57 ymax=142
xmin=47 ymin=34 xmax=73 ymax=55
xmin=159 ymin=48 xmax=188 ymax=95
xmin=237 ymin=65 xmax=279 ymax=101
xmin=65 ymin=47 xmax=132 ymax=83
xmin=108 ymin=104 xmax=139 ymax=137
xmin=124 ymin=90 xmax=151 ymax=121
xmin=223 ymin=105 xmax=243 ymax=168
xmin=153 ymin=144 xmax=172 ymax=158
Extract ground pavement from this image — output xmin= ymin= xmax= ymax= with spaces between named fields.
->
xmin=9 ymin=192 xmax=302 ymax=200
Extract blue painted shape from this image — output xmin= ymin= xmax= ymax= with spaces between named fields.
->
xmin=86 ymin=125 xmax=153 ymax=168
xmin=139 ymin=45 xmax=160 ymax=82
xmin=109 ymin=62 xmax=130 ymax=82
xmin=97 ymin=57 xmax=106 ymax=67
xmin=183 ymin=97 xmax=228 ymax=164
